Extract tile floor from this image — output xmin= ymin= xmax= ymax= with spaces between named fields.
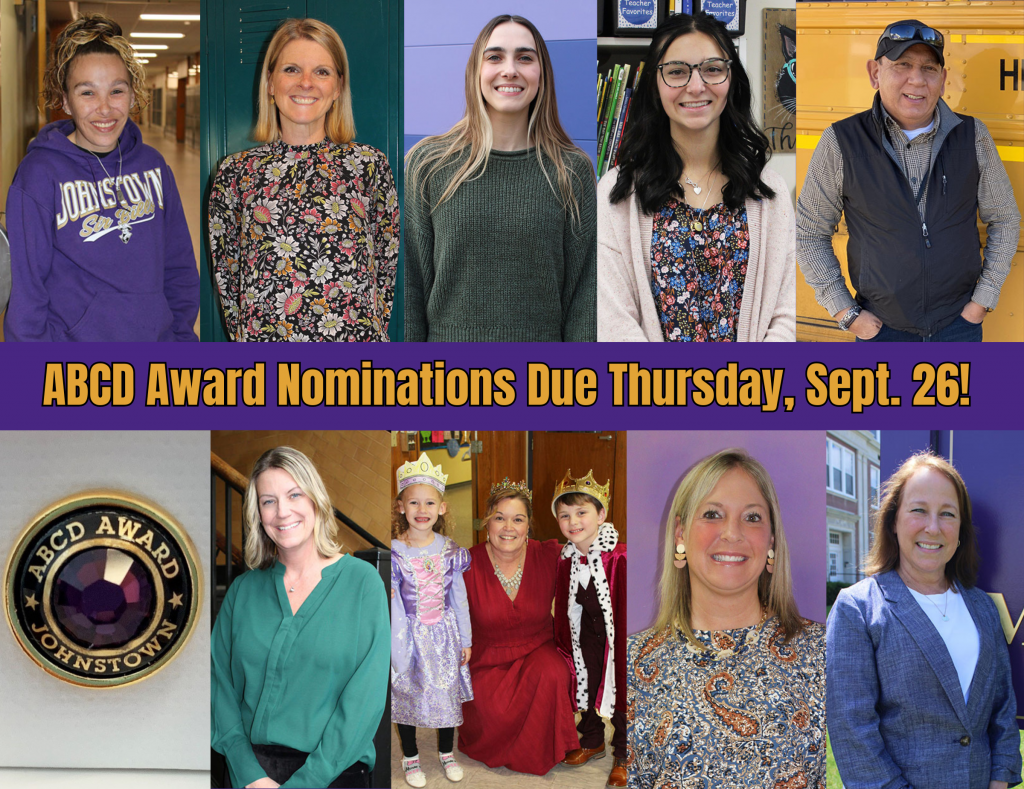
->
xmin=390 ymin=719 xmax=618 ymax=788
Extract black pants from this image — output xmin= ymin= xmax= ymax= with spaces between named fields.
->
xmin=577 ymin=579 xmax=627 ymax=758
xmin=396 ymin=724 xmax=455 ymax=758
xmin=210 ymin=745 xmax=370 ymax=788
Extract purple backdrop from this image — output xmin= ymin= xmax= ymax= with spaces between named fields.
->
xmin=883 ymin=431 xmax=1024 ymax=729
xmin=404 ymin=0 xmax=597 ymax=164
xmin=627 ymin=431 xmax=827 ymax=635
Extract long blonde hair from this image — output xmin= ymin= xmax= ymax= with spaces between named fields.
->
xmin=655 ymin=449 xmax=805 ymax=646
xmin=243 ymin=446 xmax=342 ymax=569
xmin=405 ymin=14 xmax=592 ymax=223
xmin=253 ymin=18 xmax=355 ymax=144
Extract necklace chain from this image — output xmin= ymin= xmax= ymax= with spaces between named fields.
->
xmin=85 ymin=136 xmax=131 ymax=243
xmin=680 ymin=160 xmax=720 ymax=231
xmin=921 ymin=587 xmax=951 ymax=621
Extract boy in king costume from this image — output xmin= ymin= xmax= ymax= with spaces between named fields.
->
xmin=553 ymin=470 xmax=627 ymax=787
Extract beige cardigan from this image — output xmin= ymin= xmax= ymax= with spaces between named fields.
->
xmin=597 ymin=167 xmax=796 ymax=342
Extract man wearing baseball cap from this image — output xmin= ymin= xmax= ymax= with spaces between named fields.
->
xmin=797 ymin=20 xmax=1020 ymax=341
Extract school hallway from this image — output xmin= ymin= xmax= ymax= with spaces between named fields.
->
xmin=391 ymin=718 xmax=618 ymax=788
xmin=139 ymin=124 xmax=201 ymax=337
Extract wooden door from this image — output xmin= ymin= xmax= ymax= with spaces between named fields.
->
xmin=390 ymin=431 xmax=421 ymax=499
xmin=471 ymin=432 xmax=528 ymax=546
xmin=200 ymin=0 xmax=404 ymax=341
xmin=532 ymin=431 xmax=626 ymax=543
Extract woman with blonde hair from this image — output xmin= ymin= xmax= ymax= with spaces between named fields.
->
xmin=4 ymin=13 xmax=198 ymax=342
xmin=211 ymin=447 xmax=389 ymax=788
xmin=457 ymin=479 xmax=579 ymax=774
xmin=210 ymin=18 xmax=399 ymax=342
xmin=404 ymin=14 xmax=596 ymax=342
xmin=628 ymin=449 xmax=825 ymax=788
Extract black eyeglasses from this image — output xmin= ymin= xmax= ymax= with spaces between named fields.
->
xmin=658 ymin=58 xmax=732 ymax=88
xmin=881 ymin=23 xmax=944 ymax=49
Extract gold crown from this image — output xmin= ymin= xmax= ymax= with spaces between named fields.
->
xmin=489 ymin=477 xmax=532 ymax=501
xmin=551 ymin=469 xmax=610 ymax=515
xmin=397 ymin=452 xmax=448 ymax=494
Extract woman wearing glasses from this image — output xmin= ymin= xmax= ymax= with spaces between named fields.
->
xmin=597 ymin=13 xmax=795 ymax=342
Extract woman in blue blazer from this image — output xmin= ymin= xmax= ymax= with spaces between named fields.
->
xmin=827 ymin=452 xmax=1022 ymax=789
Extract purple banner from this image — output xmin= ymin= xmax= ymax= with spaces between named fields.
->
xmin=0 ymin=342 xmax=1013 ymax=431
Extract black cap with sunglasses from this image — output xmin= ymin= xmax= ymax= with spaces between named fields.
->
xmin=874 ymin=20 xmax=945 ymax=67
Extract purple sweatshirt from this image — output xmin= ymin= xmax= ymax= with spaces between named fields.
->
xmin=3 ymin=119 xmax=199 ymax=341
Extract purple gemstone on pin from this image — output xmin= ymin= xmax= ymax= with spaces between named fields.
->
xmin=54 ymin=547 xmax=155 ymax=648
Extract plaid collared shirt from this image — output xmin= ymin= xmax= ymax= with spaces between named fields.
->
xmin=796 ymin=101 xmax=1020 ymax=316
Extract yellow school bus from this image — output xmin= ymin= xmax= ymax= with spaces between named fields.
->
xmin=796 ymin=2 xmax=1024 ymax=341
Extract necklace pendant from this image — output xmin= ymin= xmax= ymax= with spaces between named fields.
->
xmin=116 ymin=187 xmax=126 ymax=206
xmin=942 ymin=615 xmax=949 ymax=621
xmin=691 ymin=220 xmax=703 ymax=232
xmin=692 ymin=186 xmax=701 ymax=195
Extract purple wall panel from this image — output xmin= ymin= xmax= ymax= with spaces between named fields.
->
xmin=406 ymin=0 xmax=596 ymax=47
xmin=628 ymin=431 xmax=826 ymax=635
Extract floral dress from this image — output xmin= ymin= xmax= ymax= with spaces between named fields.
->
xmin=628 ymin=619 xmax=826 ymax=789
xmin=210 ymin=140 xmax=399 ymax=341
xmin=649 ymin=199 xmax=749 ymax=342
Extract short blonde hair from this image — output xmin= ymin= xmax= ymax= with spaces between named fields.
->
xmin=44 ymin=13 xmax=150 ymax=112
xmin=655 ymin=448 xmax=805 ymax=646
xmin=254 ymin=18 xmax=355 ymax=144
xmin=243 ymin=446 xmax=341 ymax=569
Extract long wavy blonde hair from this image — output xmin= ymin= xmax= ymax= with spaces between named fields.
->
xmin=253 ymin=18 xmax=355 ymax=145
xmin=44 ymin=13 xmax=150 ymax=112
xmin=405 ymin=14 xmax=592 ymax=223
xmin=243 ymin=446 xmax=342 ymax=569
xmin=655 ymin=449 xmax=805 ymax=646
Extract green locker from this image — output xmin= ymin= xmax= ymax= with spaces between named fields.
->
xmin=200 ymin=0 xmax=404 ymax=342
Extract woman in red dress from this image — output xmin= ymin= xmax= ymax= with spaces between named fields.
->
xmin=458 ymin=479 xmax=580 ymax=774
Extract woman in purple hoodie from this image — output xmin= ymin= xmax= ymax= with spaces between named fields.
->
xmin=3 ymin=14 xmax=199 ymax=342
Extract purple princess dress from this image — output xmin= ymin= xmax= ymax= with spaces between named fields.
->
xmin=391 ymin=533 xmax=474 ymax=727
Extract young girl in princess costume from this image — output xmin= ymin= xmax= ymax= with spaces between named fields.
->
xmin=392 ymin=453 xmax=473 ymax=786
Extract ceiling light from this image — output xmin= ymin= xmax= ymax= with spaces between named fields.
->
xmin=140 ymin=14 xmax=200 ymax=21
xmin=137 ymin=59 xmax=151 ymax=64
xmin=130 ymin=33 xmax=185 ymax=39
xmin=132 ymin=44 xmax=168 ymax=50
xmin=169 ymin=72 xmax=179 ymax=79
xmin=135 ymin=54 xmax=159 ymax=59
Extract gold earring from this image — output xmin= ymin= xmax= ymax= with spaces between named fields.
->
xmin=673 ymin=542 xmax=686 ymax=569
xmin=766 ymin=548 xmax=776 ymax=573
xmin=270 ymin=95 xmax=275 ymax=105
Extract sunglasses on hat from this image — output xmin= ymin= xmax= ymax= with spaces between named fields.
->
xmin=880 ymin=22 xmax=944 ymax=49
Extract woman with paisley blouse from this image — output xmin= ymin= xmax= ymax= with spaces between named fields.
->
xmin=628 ymin=449 xmax=825 ymax=788
xmin=210 ymin=18 xmax=399 ymax=342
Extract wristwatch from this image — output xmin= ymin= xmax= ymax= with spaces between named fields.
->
xmin=838 ymin=305 xmax=861 ymax=331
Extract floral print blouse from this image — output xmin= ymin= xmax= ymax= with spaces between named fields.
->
xmin=210 ymin=140 xmax=399 ymax=341
xmin=649 ymin=199 xmax=749 ymax=342
xmin=628 ymin=619 xmax=826 ymax=789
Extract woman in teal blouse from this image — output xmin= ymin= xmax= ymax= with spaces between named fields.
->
xmin=211 ymin=447 xmax=389 ymax=788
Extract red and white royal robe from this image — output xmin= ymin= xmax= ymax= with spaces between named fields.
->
xmin=554 ymin=522 xmax=627 ymax=718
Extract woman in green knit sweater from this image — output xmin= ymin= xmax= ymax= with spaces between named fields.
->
xmin=211 ymin=447 xmax=389 ymax=788
xmin=404 ymin=14 xmax=596 ymax=342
